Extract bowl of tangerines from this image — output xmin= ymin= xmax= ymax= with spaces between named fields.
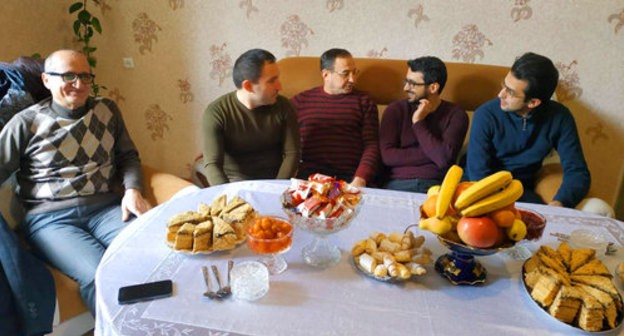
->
xmin=247 ymin=215 xmax=294 ymax=275
xmin=418 ymin=165 xmax=546 ymax=285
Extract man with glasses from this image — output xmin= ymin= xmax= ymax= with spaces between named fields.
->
xmin=379 ymin=56 xmax=468 ymax=193
xmin=0 ymin=49 xmax=150 ymax=314
xmin=466 ymin=52 xmax=590 ymax=208
xmin=202 ymin=48 xmax=300 ymax=185
xmin=291 ymin=48 xmax=379 ymax=188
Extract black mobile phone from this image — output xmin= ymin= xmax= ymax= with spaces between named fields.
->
xmin=118 ymin=279 xmax=173 ymax=305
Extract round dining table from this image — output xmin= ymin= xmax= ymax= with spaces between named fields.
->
xmin=94 ymin=180 xmax=624 ymax=336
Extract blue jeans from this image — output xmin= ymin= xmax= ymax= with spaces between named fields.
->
xmin=385 ymin=178 xmax=440 ymax=194
xmin=23 ymin=199 xmax=129 ymax=315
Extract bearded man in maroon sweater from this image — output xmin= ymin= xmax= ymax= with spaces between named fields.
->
xmin=379 ymin=56 xmax=468 ymax=193
xmin=291 ymin=48 xmax=379 ymax=188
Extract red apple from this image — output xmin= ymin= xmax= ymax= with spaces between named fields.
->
xmin=456 ymin=216 xmax=499 ymax=248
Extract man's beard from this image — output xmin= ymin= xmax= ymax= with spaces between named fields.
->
xmin=407 ymin=91 xmax=427 ymax=103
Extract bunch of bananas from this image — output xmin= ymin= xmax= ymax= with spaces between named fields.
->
xmin=419 ymin=165 xmax=528 ymax=248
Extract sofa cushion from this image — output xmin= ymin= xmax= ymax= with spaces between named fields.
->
xmin=276 ymin=57 xmax=617 ymax=216
xmin=277 ymin=57 xmax=509 ymax=111
xmin=0 ymin=177 xmax=22 ymax=231
xmin=49 ymin=267 xmax=87 ymax=322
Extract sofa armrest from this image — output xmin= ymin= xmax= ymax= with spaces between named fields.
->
xmin=141 ymin=165 xmax=196 ymax=206
xmin=534 ymin=163 xmax=564 ymax=204
xmin=535 ymin=163 xmax=614 ymax=217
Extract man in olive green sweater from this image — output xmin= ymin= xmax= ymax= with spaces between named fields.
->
xmin=202 ymin=49 xmax=300 ymax=185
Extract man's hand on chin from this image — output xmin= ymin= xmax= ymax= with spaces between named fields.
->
xmin=121 ymin=188 xmax=152 ymax=221
xmin=411 ymin=99 xmax=434 ymax=124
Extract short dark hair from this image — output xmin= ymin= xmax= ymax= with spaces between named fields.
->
xmin=320 ymin=48 xmax=352 ymax=71
xmin=406 ymin=56 xmax=448 ymax=94
xmin=232 ymin=49 xmax=276 ymax=88
xmin=511 ymin=52 xmax=559 ymax=102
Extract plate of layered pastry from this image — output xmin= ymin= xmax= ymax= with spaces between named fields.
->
xmin=521 ymin=242 xmax=623 ymax=333
xmin=165 ymin=194 xmax=257 ymax=254
xmin=351 ymin=230 xmax=433 ymax=283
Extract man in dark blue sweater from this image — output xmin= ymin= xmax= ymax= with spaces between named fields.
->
xmin=466 ymin=52 xmax=590 ymax=208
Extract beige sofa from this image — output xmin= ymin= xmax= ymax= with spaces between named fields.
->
xmin=277 ymin=57 xmax=613 ymax=216
xmin=0 ymin=165 xmax=195 ymax=335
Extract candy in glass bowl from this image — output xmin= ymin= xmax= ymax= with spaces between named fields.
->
xmin=247 ymin=215 xmax=293 ymax=274
xmin=281 ymin=174 xmax=363 ymax=268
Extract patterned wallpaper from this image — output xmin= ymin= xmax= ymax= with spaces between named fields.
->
xmin=1 ymin=0 xmax=623 ymax=211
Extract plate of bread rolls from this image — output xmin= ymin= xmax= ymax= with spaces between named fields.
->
xmin=351 ymin=230 xmax=433 ymax=282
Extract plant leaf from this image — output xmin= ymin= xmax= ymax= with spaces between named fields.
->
xmin=92 ymin=17 xmax=102 ymax=34
xmin=78 ymin=10 xmax=91 ymax=23
xmin=73 ymin=20 xmax=82 ymax=35
xmin=69 ymin=2 xmax=83 ymax=13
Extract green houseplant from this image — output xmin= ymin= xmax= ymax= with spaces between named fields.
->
xmin=70 ymin=0 xmax=104 ymax=95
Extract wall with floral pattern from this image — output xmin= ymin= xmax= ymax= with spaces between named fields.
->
xmin=2 ymin=0 xmax=623 ymax=213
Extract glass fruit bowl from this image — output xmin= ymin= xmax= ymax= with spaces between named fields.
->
xmin=282 ymin=191 xmax=363 ymax=268
xmin=247 ymin=215 xmax=293 ymax=274
xmin=418 ymin=206 xmax=546 ymax=285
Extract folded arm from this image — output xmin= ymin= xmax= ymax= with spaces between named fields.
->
xmin=466 ymin=108 xmax=497 ymax=181
xmin=354 ymin=100 xmax=380 ymax=184
xmin=276 ymin=102 xmax=301 ymax=179
xmin=413 ymin=107 xmax=468 ymax=170
xmin=552 ymin=112 xmax=590 ymax=208
xmin=379 ymin=103 xmax=432 ymax=167
xmin=107 ymin=99 xmax=151 ymax=219
xmin=202 ymin=107 xmax=229 ymax=185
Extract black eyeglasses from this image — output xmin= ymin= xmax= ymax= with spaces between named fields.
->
xmin=331 ymin=69 xmax=360 ymax=78
xmin=500 ymin=81 xmax=525 ymax=99
xmin=45 ymin=72 xmax=95 ymax=84
xmin=403 ymin=78 xmax=428 ymax=87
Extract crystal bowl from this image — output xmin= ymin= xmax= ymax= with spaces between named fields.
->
xmin=281 ymin=191 xmax=363 ymax=268
xmin=246 ymin=215 xmax=293 ymax=254
xmin=246 ymin=215 xmax=293 ymax=274
xmin=281 ymin=190 xmax=363 ymax=235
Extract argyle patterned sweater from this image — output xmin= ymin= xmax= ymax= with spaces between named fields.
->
xmin=0 ymin=97 xmax=143 ymax=214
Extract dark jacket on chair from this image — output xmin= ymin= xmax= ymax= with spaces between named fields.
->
xmin=0 ymin=213 xmax=55 ymax=336
xmin=0 ymin=57 xmax=49 ymax=131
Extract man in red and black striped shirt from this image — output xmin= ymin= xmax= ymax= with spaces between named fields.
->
xmin=291 ymin=49 xmax=379 ymax=188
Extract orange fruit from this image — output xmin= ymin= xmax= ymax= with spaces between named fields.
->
xmin=422 ymin=195 xmax=438 ymax=218
xmin=452 ymin=181 xmax=476 ymax=204
xmin=488 ymin=209 xmax=516 ymax=228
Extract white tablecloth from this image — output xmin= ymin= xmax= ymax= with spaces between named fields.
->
xmin=95 ymin=180 xmax=624 ymax=336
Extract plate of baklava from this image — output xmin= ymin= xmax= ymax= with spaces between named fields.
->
xmin=165 ymin=194 xmax=257 ymax=254
xmin=521 ymin=242 xmax=623 ymax=333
